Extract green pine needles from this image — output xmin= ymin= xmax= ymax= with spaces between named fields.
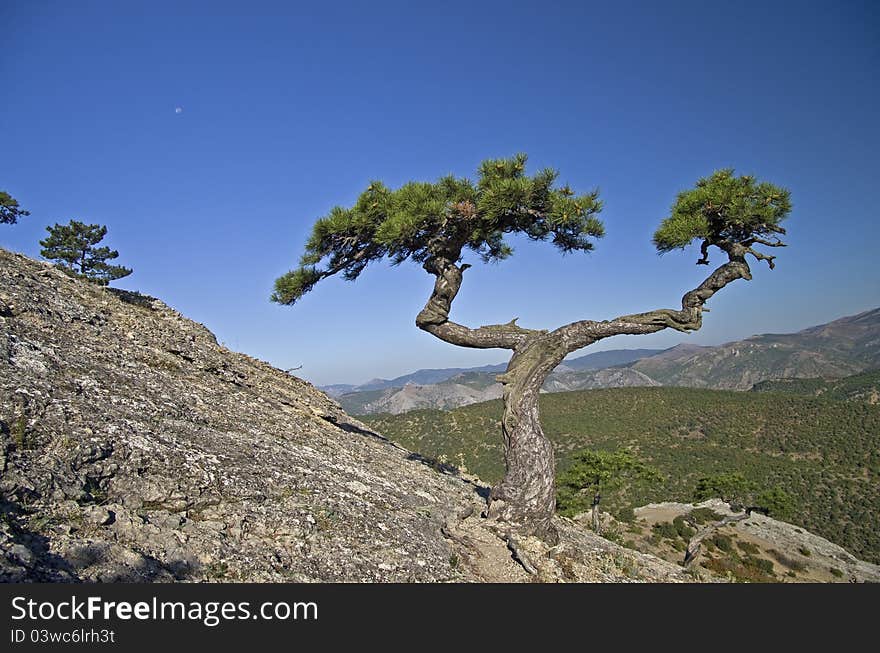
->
xmin=275 ymin=158 xmax=792 ymax=306
xmin=557 ymin=448 xmax=662 ymax=517
xmin=694 ymin=472 xmax=794 ymax=519
xmin=653 ymin=169 xmax=791 ymax=267
xmin=272 ymin=154 xmax=604 ymax=304
xmin=1 ymin=191 xmax=30 ymax=225
xmin=39 ymin=220 xmax=132 ymax=285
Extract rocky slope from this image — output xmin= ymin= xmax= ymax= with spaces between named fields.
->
xmin=614 ymin=499 xmax=880 ymax=583
xmin=0 ymin=249 xmax=692 ymax=583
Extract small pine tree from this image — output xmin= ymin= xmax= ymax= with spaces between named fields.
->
xmin=693 ymin=472 xmax=754 ymax=505
xmin=693 ymin=472 xmax=793 ymax=519
xmin=556 ymin=448 xmax=661 ymax=532
xmin=39 ymin=220 xmax=132 ymax=285
xmin=1 ymin=191 xmax=30 ymax=224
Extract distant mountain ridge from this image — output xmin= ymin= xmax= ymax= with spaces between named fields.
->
xmin=322 ymin=362 xmax=509 ymax=397
xmin=322 ymin=348 xmax=662 ymax=397
xmin=630 ymin=307 xmax=880 ymax=390
xmin=331 ymin=308 xmax=880 ymax=415
xmin=327 ymin=349 xmax=663 ymax=414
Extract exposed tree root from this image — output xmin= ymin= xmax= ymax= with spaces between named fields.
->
xmin=506 ymin=534 xmax=538 ymax=575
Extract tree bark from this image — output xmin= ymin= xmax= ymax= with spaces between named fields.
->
xmin=485 ymin=334 xmax=568 ymax=540
xmin=415 ymin=257 xmax=539 ymax=349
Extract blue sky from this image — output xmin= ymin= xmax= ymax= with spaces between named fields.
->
xmin=2 ymin=1 xmax=878 ymax=386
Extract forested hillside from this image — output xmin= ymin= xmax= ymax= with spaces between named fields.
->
xmin=366 ymin=387 xmax=880 ymax=563
xmin=751 ymin=369 xmax=880 ymax=404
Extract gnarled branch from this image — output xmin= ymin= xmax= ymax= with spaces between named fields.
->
xmin=683 ymin=506 xmax=768 ymax=568
xmin=556 ymin=245 xmax=753 ymax=352
xmin=746 ymin=247 xmax=778 ymax=269
xmin=416 ymin=257 xmax=541 ymax=349
xmin=747 ymin=236 xmax=786 ymax=248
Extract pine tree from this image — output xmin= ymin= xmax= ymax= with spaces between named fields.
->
xmin=273 ymin=154 xmax=792 ymax=540
xmin=694 ymin=472 xmax=793 ymax=519
xmin=1 ymin=191 xmax=30 ymax=224
xmin=39 ymin=220 xmax=132 ymax=285
xmin=556 ymin=449 xmax=661 ymax=533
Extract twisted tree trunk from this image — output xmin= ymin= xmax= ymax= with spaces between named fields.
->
xmin=486 ymin=335 xmax=567 ymax=540
xmin=683 ymin=507 xmax=767 ymax=568
xmin=415 ymin=245 xmax=754 ymax=542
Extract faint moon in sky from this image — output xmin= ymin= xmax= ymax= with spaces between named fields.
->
xmin=174 ymin=107 xmax=183 ymax=114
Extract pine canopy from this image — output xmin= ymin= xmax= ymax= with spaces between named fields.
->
xmin=0 ymin=191 xmax=29 ymax=224
xmin=558 ymin=449 xmax=661 ymax=495
xmin=273 ymin=154 xmax=603 ymax=304
xmin=39 ymin=220 xmax=132 ymax=285
xmin=653 ymin=169 xmax=791 ymax=255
